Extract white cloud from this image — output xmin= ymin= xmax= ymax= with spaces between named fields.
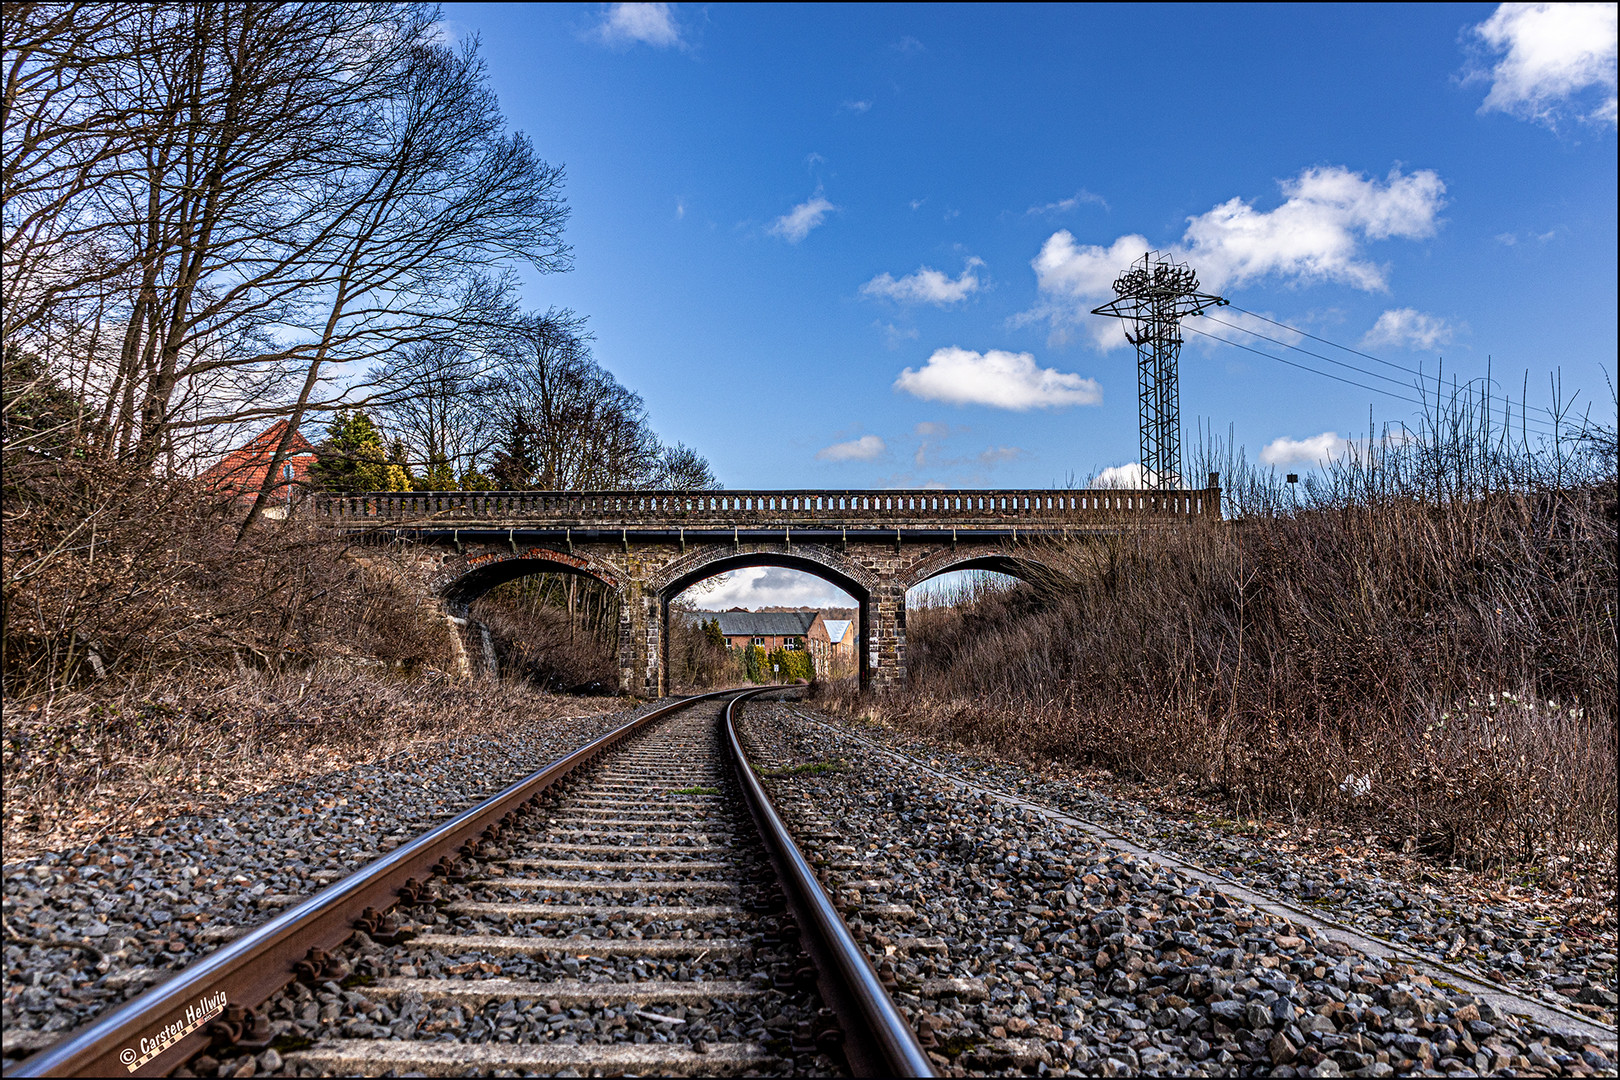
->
xmin=1470 ymin=3 xmax=1618 ymax=129
xmin=1025 ymin=233 xmax=1153 ymax=348
xmin=841 ymin=99 xmax=872 ymax=113
xmin=1259 ymin=432 xmax=1351 ymax=467
xmin=913 ymin=421 xmax=953 ymax=438
xmin=877 ymin=322 xmax=919 ymax=349
xmin=1363 ymin=308 xmax=1456 ymax=350
xmin=684 ymin=567 xmax=856 ymax=609
xmin=1495 ymin=227 xmax=1559 ymax=245
xmin=860 ymin=258 xmax=984 ymax=305
xmin=894 ymin=347 xmax=1102 ymax=410
xmin=816 ymin=434 xmax=886 ymax=462
xmin=978 ymin=446 xmax=1024 ymax=466
xmin=769 ymin=194 xmax=836 ymax=243
xmin=1090 ymin=463 xmax=1161 ymax=489
xmin=1028 ymin=189 xmax=1109 ymax=215
xmin=1181 ymin=167 xmax=1445 ymax=291
xmin=592 ymin=3 xmax=682 ymax=48
xmin=1026 ymin=166 xmax=1446 ymax=348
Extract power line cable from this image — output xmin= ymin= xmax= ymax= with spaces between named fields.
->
xmin=1202 ymin=313 xmax=1428 ymax=391
xmin=1183 ymin=324 xmax=1429 ymax=408
xmin=1225 ymin=305 xmax=1429 ymax=378
xmin=1183 ymin=323 xmax=1562 ymax=436
xmin=1204 ymin=308 xmax=1563 ymax=435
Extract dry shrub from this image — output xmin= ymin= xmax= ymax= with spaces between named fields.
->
xmin=2 ymin=455 xmax=456 ymax=691
xmin=665 ymin=613 xmax=743 ymax=690
xmin=470 ymin=590 xmax=618 ymax=694
xmin=1 ymin=664 xmax=616 ymax=856
xmin=861 ymin=401 xmax=1618 ymax=872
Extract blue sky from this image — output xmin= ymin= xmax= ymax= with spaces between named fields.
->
xmin=447 ymin=2 xmax=1617 ymax=606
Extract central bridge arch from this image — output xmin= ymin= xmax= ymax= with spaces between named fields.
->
xmin=650 ymin=543 xmax=882 ymax=691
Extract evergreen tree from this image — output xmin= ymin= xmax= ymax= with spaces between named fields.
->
xmin=387 ymin=437 xmax=417 ymax=490
xmin=459 ymin=468 xmax=495 ymax=491
xmin=418 ymin=451 xmax=457 ymax=491
xmin=488 ymin=415 xmax=537 ymax=489
xmin=310 ymin=411 xmax=409 ymax=492
xmin=2 ymin=345 xmax=86 ymax=458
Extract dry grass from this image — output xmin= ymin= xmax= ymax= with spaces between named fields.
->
xmin=2 ymin=457 xmax=458 ymax=691
xmin=0 ymin=664 xmax=621 ymax=858
xmin=469 ymin=591 xmax=619 ymax=693
xmin=822 ymin=393 xmax=1618 ymax=874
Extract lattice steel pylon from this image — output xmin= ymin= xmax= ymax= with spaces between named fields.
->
xmin=1091 ymin=251 xmax=1226 ymax=491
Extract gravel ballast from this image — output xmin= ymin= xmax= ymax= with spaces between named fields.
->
xmin=740 ymin=698 xmax=1618 ymax=1078
xmin=792 ymin=704 xmax=1619 ymax=1034
xmin=1 ymin=698 xmax=652 ymax=1060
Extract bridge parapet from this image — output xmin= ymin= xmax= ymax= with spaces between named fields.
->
xmin=331 ymin=480 xmax=1221 ymax=695
xmin=311 ymin=483 xmax=1221 ymax=528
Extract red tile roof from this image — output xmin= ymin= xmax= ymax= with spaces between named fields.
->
xmin=200 ymin=420 xmax=317 ymax=502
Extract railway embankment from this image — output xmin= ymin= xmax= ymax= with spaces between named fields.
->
xmin=1 ymin=677 xmax=638 ymax=1061
xmin=739 ymin=698 xmax=1618 ymax=1077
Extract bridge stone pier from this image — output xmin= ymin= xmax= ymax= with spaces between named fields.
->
xmin=313 ymin=482 xmax=1219 ymax=695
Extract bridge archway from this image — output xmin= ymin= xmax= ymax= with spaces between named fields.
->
xmin=901 ymin=546 xmax=1058 ymax=592
xmin=650 ymin=543 xmax=879 ymax=693
xmin=428 ymin=547 xmax=628 ymax=686
xmin=433 ymin=547 xmax=626 ymax=611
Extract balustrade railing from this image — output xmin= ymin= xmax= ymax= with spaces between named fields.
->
xmin=310 ymin=485 xmax=1221 ymax=525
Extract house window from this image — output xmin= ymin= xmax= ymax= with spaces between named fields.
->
xmin=783 ymin=637 xmax=802 ymax=650
xmin=751 ymin=637 xmax=765 ymax=646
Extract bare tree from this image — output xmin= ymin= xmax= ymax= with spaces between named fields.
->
xmin=654 ymin=442 xmax=720 ymax=490
xmin=238 ymin=28 xmax=570 ymax=533
xmin=371 ymin=340 xmax=501 ymax=479
xmin=489 ymin=309 xmax=665 ymax=490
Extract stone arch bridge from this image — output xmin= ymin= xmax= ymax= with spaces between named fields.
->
xmin=312 ymin=481 xmax=1220 ymax=695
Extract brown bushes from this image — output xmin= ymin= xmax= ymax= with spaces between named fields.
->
xmin=470 ymin=580 xmax=619 ymax=693
xmin=2 ymin=455 xmax=457 ymax=692
xmin=665 ymin=613 xmax=743 ymax=690
xmin=1 ymin=665 xmax=613 ymax=856
xmin=859 ymin=408 xmax=1618 ymax=871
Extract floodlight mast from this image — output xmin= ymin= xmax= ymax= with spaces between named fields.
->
xmin=1091 ymin=251 xmax=1227 ymax=492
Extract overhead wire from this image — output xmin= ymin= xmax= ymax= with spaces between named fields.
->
xmin=1193 ymin=307 xmax=1564 ymax=436
xmin=1182 ymin=324 xmax=1430 ymax=410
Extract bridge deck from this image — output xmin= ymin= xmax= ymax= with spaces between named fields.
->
xmin=311 ymin=486 xmax=1220 ymax=529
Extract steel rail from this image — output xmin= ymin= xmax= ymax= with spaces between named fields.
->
xmin=724 ymin=690 xmax=935 ymax=1078
xmin=9 ymin=689 xmax=749 ymax=1079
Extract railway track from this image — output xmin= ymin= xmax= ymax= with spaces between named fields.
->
xmin=11 ymin=688 xmax=932 ymax=1079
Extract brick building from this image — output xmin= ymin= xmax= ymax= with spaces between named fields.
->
xmin=703 ymin=610 xmax=824 ymax=652
xmin=679 ymin=609 xmax=861 ymax=677
xmin=813 ymin=618 xmax=857 ymax=677
xmin=199 ymin=421 xmax=317 ymax=513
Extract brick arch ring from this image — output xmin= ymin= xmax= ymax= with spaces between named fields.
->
xmin=900 ymin=544 xmax=1059 ymax=592
xmin=431 ymin=547 xmax=628 ymax=610
xmin=649 ymin=542 xmax=880 ymax=603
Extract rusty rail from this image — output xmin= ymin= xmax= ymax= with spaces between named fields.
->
xmin=12 ymin=687 xmax=934 ymax=1078
xmin=725 ymin=691 xmax=935 ymax=1078
xmin=9 ymin=690 xmax=746 ymax=1078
